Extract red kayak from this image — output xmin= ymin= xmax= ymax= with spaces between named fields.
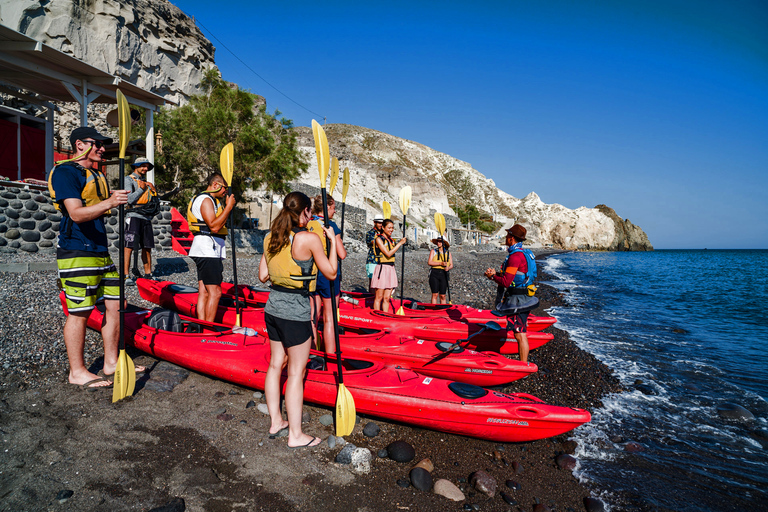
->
xmin=61 ymin=293 xmax=590 ymax=442
xmin=209 ymin=282 xmax=553 ymax=355
xmin=218 ymin=283 xmax=556 ymax=332
xmin=136 ymin=279 xmax=537 ymax=386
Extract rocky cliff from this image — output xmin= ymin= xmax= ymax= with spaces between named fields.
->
xmin=293 ymin=124 xmax=653 ymax=251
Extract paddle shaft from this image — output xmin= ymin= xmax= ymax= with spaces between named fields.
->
xmin=338 ymin=201 xmax=346 ymax=282
xmin=321 ymin=189 xmax=344 ymax=385
xmin=118 ymin=161 xmax=126 ymax=351
xmin=445 ymin=247 xmax=451 ymax=303
xmin=228 ymin=203 xmax=241 ymax=324
xmin=399 ymin=214 xmax=407 ymax=302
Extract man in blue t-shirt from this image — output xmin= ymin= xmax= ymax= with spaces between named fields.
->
xmin=50 ymin=126 xmax=143 ymax=389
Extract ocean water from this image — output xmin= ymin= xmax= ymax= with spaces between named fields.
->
xmin=543 ymin=250 xmax=768 ymax=512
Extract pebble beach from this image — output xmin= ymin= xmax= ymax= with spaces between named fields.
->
xmin=0 ymin=244 xmax=623 ymax=512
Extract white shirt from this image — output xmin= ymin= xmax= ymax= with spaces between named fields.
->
xmin=187 ymin=194 xmax=227 ymax=259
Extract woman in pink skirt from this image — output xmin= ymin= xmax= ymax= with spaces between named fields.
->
xmin=371 ymin=219 xmax=407 ymax=312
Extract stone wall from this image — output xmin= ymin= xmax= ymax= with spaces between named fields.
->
xmin=0 ymin=182 xmax=174 ymax=254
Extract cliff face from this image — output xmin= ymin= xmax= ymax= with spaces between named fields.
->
xmin=0 ymin=0 xmax=216 ymax=104
xmin=294 ymin=124 xmax=653 ymax=251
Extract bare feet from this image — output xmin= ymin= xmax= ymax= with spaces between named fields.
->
xmin=268 ymin=420 xmax=289 ymax=436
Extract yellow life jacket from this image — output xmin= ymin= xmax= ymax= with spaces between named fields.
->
xmin=127 ymin=173 xmax=157 ymax=206
xmin=374 ymin=233 xmax=396 ymax=264
xmin=264 ymin=229 xmax=317 ymax=293
xmin=47 ymin=162 xmax=111 ymax=216
xmin=186 ymin=192 xmax=228 ymax=238
xmin=306 ymin=217 xmax=328 ymax=252
xmin=435 ymin=247 xmax=449 ymax=263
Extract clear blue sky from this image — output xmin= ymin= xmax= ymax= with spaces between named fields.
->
xmin=172 ymin=0 xmax=767 ymax=249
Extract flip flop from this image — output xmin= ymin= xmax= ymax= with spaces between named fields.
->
xmin=288 ymin=436 xmax=321 ymax=450
xmin=76 ymin=377 xmax=113 ymax=391
xmin=268 ymin=426 xmax=289 ymax=439
xmin=100 ymin=365 xmax=147 ymax=378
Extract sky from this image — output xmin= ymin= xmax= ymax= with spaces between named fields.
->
xmin=171 ymin=0 xmax=768 ymax=249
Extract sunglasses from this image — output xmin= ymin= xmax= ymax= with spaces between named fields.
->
xmin=81 ymin=139 xmax=105 ymax=149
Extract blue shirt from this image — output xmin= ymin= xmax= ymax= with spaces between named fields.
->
xmin=312 ymin=215 xmax=342 ymax=286
xmin=51 ymin=163 xmax=110 ymax=252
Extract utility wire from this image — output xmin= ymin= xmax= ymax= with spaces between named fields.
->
xmin=194 ymin=18 xmax=325 ymax=120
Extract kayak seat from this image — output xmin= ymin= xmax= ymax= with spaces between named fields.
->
xmin=436 ymin=341 xmax=465 ymax=354
xmin=448 ymin=382 xmax=488 ymax=399
xmin=307 ymin=355 xmax=326 ymax=371
xmin=147 ymin=308 xmax=183 ymax=332
xmin=167 ymin=283 xmax=199 ymax=294
xmin=345 ymin=359 xmax=374 ymax=370
xmin=182 ymin=322 xmax=202 ymax=334
xmin=219 ymin=296 xmax=236 ymax=308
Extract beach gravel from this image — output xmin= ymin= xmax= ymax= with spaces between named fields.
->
xmin=0 ymin=245 xmax=622 ymax=511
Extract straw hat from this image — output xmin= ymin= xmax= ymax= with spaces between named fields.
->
xmin=431 ymin=236 xmax=450 ymax=248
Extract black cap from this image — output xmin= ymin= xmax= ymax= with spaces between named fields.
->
xmin=69 ymin=126 xmax=113 ymax=148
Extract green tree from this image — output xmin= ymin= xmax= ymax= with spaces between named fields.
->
xmin=154 ymin=69 xmax=308 ymax=210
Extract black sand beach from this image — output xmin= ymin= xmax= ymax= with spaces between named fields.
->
xmin=0 ymin=247 xmax=622 ymax=512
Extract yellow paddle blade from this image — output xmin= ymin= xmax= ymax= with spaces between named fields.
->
xmin=116 ymin=89 xmax=130 ymax=159
xmin=220 ymin=142 xmax=234 ymax=186
xmin=382 ymin=200 xmax=391 ymax=220
xmin=434 ymin=212 xmax=446 ymax=236
xmin=399 ymin=186 xmax=412 ymax=215
xmin=111 ymin=349 xmax=136 ymax=402
xmin=335 ymin=383 xmax=356 ymax=436
xmin=396 ymin=306 xmax=405 ymax=316
xmin=329 ymin=157 xmax=339 ymax=195
xmin=312 ymin=120 xmax=330 ymax=187
xmin=342 ymin=167 xmax=350 ymax=202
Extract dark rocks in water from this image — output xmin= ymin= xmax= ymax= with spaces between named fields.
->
xmin=335 ymin=444 xmax=357 ymax=464
xmin=624 ymin=441 xmax=645 ymax=453
xmin=584 ymin=496 xmax=606 ymax=512
xmin=56 ymin=490 xmax=74 ymax=503
xmin=386 ymin=440 xmax=415 ymax=462
xmin=610 ymin=435 xmax=625 ymax=444
xmin=672 ymin=327 xmax=688 ymax=334
xmin=470 ymin=469 xmax=497 ymax=497
xmin=500 ymin=491 xmax=517 ymax=505
xmin=682 ymin=383 xmax=701 ymax=393
xmin=556 ymin=454 xmax=577 ymax=470
xmin=149 ymin=497 xmax=186 ymax=512
xmin=409 ymin=467 xmax=432 ymax=491
xmin=396 ymin=478 xmax=410 ymax=488
xmin=749 ymin=429 xmax=768 ymax=449
xmin=634 ymin=383 xmax=657 ymax=395
xmin=363 ymin=422 xmax=380 ymax=437
xmin=716 ymin=402 xmax=755 ymax=422
xmin=505 ymin=479 xmax=521 ymax=490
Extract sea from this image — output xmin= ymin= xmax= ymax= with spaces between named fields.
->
xmin=542 ymin=250 xmax=768 ymax=512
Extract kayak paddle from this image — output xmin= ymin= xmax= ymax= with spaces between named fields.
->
xmin=382 ymin=200 xmax=391 ymax=220
xmin=329 ymin=157 xmax=339 ymax=196
xmin=395 ymin=186 xmax=412 ymax=315
xmin=220 ymin=142 xmax=241 ymax=326
xmin=312 ymin=120 xmax=356 ymax=436
xmin=113 ymin=89 xmax=137 ymax=403
xmin=338 ymin=166 xmax=350 ymax=285
xmin=422 ymin=321 xmax=502 ymax=367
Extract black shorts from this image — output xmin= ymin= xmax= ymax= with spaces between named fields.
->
xmin=264 ymin=312 xmax=312 ymax=348
xmin=507 ymin=312 xmax=529 ymax=334
xmin=125 ymin=217 xmax=154 ymax=249
xmin=191 ymin=256 xmax=223 ymax=286
xmin=429 ymin=269 xmax=448 ymax=294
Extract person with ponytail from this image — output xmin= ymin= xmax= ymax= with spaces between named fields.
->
xmin=258 ymin=192 xmax=337 ymax=448
xmin=371 ymin=219 xmax=407 ymax=312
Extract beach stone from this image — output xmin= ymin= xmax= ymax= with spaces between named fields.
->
xmin=470 ymin=470 xmax=497 ymax=497
xmin=20 ymin=243 xmax=38 ymax=253
xmin=500 ymin=491 xmax=517 ymax=506
xmin=556 ymin=454 xmax=578 ymax=470
xmin=33 ymin=194 xmax=47 ymax=203
xmin=56 ymin=489 xmax=74 ymax=503
xmin=363 ymin=422 xmax=380 ymax=437
xmin=21 ymin=230 xmax=40 ymax=242
xmin=433 ymin=478 xmax=464 ymax=501
xmin=33 ymin=211 xmax=47 ymax=220
xmin=0 ymin=225 xmax=6 ymax=233
xmin=256 ymin=403 xmax=269 ymax=415
xmin=0 ymin=214 xmax=4 ymax=222
xmin=511 ymin=460 xmax=523 ymax=474
xmin=0 ymin=199 xmax=6 ymax=207
xmin=7 ymin=220 xmax=18 ymax=228
xmin=412 ymin=458 xmax=434 ymax=472
xmin=624 ymin=442 xmax=644 ymax=453
xmin=148 ymin=497 xmax=185 ymax=512
xmin=584 ymin=497 xmax=606 ymax=512
xmin=245 ymin=400 xmax=255 ymax=409
xmin=24 ymin=200 xmax=38 ymax=211
xmin=39 ymin=241 xmax=53 ymax=248
xmin=409 ymin=467 xmax=432 ymax=491
xmin=160 ymin=238 xmax=171 ymax=246
xmin=335 ymin=444 xmax=357 ymax=464
xmin=18 ymin=192 xmax=31 ymax=199
xmin=505 ymin=479 xmax=521 ymax=490
xmin=9 ymin=240 xmax=20 ymax=248
xmin=4 ymin=210 xmax=19 ymax=222
xmin=377 ymin=448 xmax=388 ymax=458
xmin=561 ymin=440 xmax=578 ymax=454
xmin=143 ymin=362 xmax=189 ymax=392
xmin=41 ymin=230 xmax=56 ymax=240
xmin=252 ymin=391 xmax=263 ymax=399
xmin=716 ymin=402 xmax=755 ymax=422
xmin=108 ymin=216 xmax=118 ymax=225
xmin=9 ymin=200 xmax=22 ymax=209
xmin=635 ymin=384 xmax=656 ymax=395
xmin=319 ymin=413 xmax=333 ymax=426
xmin=51 ymin=222 xmax=60 ymax=231
xmin=327 ymin=435 xmax=337 ymax=449
xmin=350 ymin=447 xmax=373 ymax=474
xmin=20 ymin=210 xmax=31 ymax=219
xmin=106 ymin=225 xmax=114 ymax=234
xmin=386 ymin=440 xmax=415 ymax=462
xmin=0 ymin=238 xmax=5 ymax=246
xmin=41 ymin=204 xmax=56 ymax=213
xmin=49 ymin=213 xmax=62 ymax=222
xmin=397 ymin=478 xmax=410 ymax=488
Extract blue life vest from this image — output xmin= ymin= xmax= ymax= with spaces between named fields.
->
xmin=503 ymin=248 xmax=537 ymax=288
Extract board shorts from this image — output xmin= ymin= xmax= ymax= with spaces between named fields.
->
xmin=191 ymin=256 xmax=223 ymax=286
xmin=371 ymin=263 xmax=397 ymax=289
xmin=264 ymin=312 xmax=313 ymax=348
xmin=57 ymin=249 xmax=119 ymax=313
xmin=315 ymin=273 xmax=341 ymax=299
xmin=365 ymin=263 xmax=377 ymax=279
xmin=125 ymin=217 xmax=154 ymax=249
xmin=507 ymin=312 xmax=529 ymax=334
xmin=429 ymin=268 xmax=448 ymax=294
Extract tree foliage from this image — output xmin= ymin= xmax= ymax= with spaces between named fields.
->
xmin=154 ymin=69 xmax=308 ymax=210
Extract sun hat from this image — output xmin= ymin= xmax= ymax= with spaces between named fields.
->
xmin=373 ymin=214 xmax=384 ymax=222
xmin=131 ymin=157 xmax=154 ymax=171
xmin=69 ymin=126 xmax=113 ymax=148
xmin=505 ymin=224 xmax=527 ymax=241
xmin=431 ymin=236 xmax=450 ymax=248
